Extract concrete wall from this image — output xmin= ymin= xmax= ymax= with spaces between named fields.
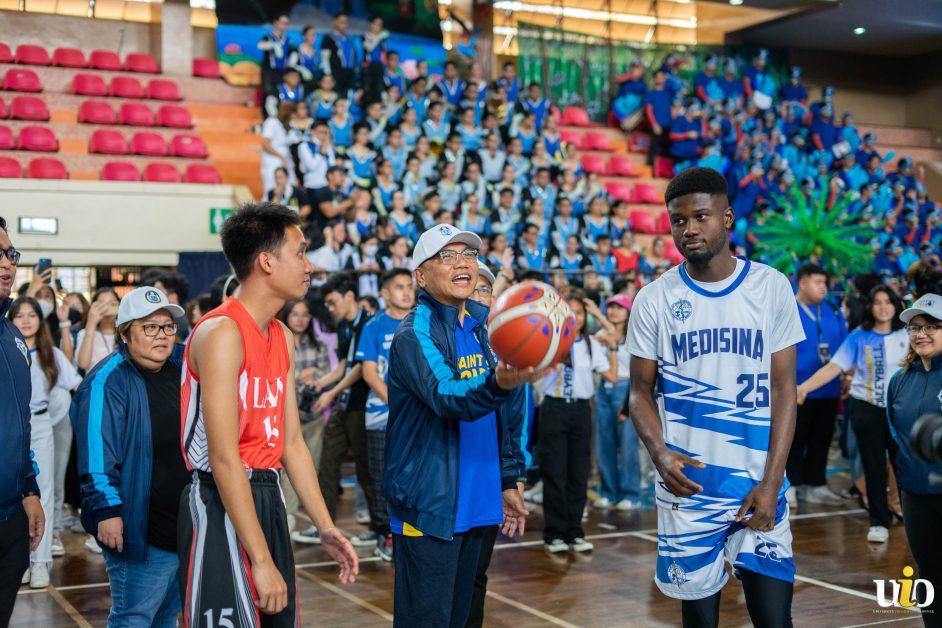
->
xmin=0 ymin=10 xmax=215 ymax=61
xmin=3 ymin=180 xmax=252 ymax=267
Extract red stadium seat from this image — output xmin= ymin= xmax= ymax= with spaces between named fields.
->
xmin=0 ymin=157 xmax=22 ymax=178
xmin=0 ymin=43 xmax=11 ymax=64
xmin=581 ymin=153 xmax=607 ymax=175
xmin=146 ymin=79 xmax=181 ymax=101
xmin=657 ymin=211 xmax=672 ymax=235
xmin=0 ymin=98 xmax=6 ymax=119
xmin=109 ymin=76 xmax=144 ymax=99
xmin=183 ymin=164 xmax=221 ymax=184
xmin=192 ymin=57 xmax=221 ymax=79
xmin=629 ymin=132 xmax=650 ymax=154
xmin=561 ymin=106 xmax=591 ymax=127
xmin=101 ymin=161 xmax=140 ymax=181
xmin=78 ymin=100 xmax=116 ymax=124
xmin=607 ymin=154 xmax=639 ymax=177
xmin=89 ymin=129 xmax=128 ymax=155
xmin=631 ymin=183 xmax=661 ymax=204
xmin=72 ymin=73 xmax=108 ymax=97
xmin=629 ymin=211 xmax=658 ymax=234
xmin=17 ymin=126 xmax=57 ymax=152
xmin=654 ymin=156 xmax=675 ymax=179
xmin=0 ymin=126 xmax=14 ymax=150
xmin=89 ymin=50 xmax=122 ymax=71
xmin=2 ymin=69 xmax=42 ymax=93
xmin=155 ymin=105 xmax=192 ymax=129
xmin=10 ymin=96 xmax=49 ymax=122
xmin=28 ymin=158 xmax=67 ymax=179
xmin=559 ymin=129 xmax=582 ymax=149
xmin=130 ymin=132 xmax=168 ymax=156
xmin=583 ymin=131 xmax=612 ymax=151
xmin=14 ymin=45 xmax=50 ymax=66
xmin=550 ymin=106 xmax=561 ymax=123
xmin=169 ymin=134 xmax=207 ymax=158
xmin=605 ymin=181 xmax=632 ymax=203
xmin=124 ymin=53 xmax=159 ymax=74
xmin=118 ymin=103 xmax=154 ymax=126
xmin=52 ymin=47 xmax=87 ymax=68
xmin=143 ymin=162 xmax=181 ymax=183
xmin=663 ymin=239 xmax=685 ymax=265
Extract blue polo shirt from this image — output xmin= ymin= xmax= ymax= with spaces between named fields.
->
xmin=390 ymin=312 xmax=502 ymax=535
xmin=795 ymin=299 xmax=848 ymax=399
xmin=643 ymin=88 xmax=672 ymax=127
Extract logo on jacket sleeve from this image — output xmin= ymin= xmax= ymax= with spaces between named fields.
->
xmin=14 ymin=337 xmax=29 ymax=364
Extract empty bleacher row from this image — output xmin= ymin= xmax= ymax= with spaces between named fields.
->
xmin=0 ymin=41 xmax=232 ymax=182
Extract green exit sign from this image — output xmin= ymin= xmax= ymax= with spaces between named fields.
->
xmin=209 ymin=208 xmax=234 ymax=234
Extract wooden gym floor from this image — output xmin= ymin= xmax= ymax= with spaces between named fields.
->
xmin=11 ymin=478 xmax=926 ymax=628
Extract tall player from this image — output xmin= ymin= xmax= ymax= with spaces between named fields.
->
xmin=179 ymin=203 xmax=358 ymax=627
xmin=627 ymin=168 xmax=804 ymax=628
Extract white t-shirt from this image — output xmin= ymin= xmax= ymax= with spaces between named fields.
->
xmin=74 ymin=328 xmax=116 ymax=371
xmin=261 ymin=117 xmax=291 ymax=165
xmin=626 ymin=258 xmax=805 ymax=507
xmin=29 ymin=346 xmax=82 ymax=413
xmin=542 ymin=336 xmax=610 ymax=400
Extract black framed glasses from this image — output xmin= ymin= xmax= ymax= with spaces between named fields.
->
xmin=136 ymin=323 xmax=178 ymax=337
xmin=906 ymin=324 xmax=941 ymax=336
xmin=473 ymin=286 xmax=493 ymax=296
xmin=1 ymin=246 xmax=21 ymax=266
xmin=436 ymin=248 xmax=479 ymax=265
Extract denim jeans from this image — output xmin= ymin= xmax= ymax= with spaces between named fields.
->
xmin=103 ymin=544 xmax=180 ymax=628
xmin=594 ymin=379 xmax=640 ymax=502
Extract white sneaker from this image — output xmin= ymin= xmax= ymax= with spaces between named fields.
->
xmin=29 ymin=564 xmax=49 ymax=589
xmin=21 ymin=569 xmax=29 ymax=585
xmin=544 ymin=538 xmax=568 ymax=553
xmin=592 ymin=497 xmax=612 ymax=509
xmin=355 ymin=509 xmax=370 ymax=525
xmin=524 ymin=481 xmax=543 ymax=505
xmin=291 ymin=527 xmax=321 ymax=545
xmin=803 ymin=485 xmax=844 ymax=505
xmin=569 ymin=537 xmax=594 ymax=553
xmin=615 ymin=499 xmax=642 ymax=511
xmin=350 ymin=531 xmax=378 ymax=547
xmin=51 ymin=534 xmax=65 ymax=557
xmin=84 ymin=535 xmax=102 ymax=554
xmin=582 ymin=507 xmax=589 ymax=521
xmin=867 ymin=526 xmax=889 ymax=543
xmin=785 ymin=486 xmax=798 ymax=508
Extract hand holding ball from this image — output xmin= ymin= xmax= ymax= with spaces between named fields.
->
xmin=487 ymin=281 xmax=576 ymax=370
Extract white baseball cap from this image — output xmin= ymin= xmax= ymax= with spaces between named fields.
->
xmin=411 ymin=224 xmax=483 ymax=268
xmin=117 ymin=286 xmax=185 ymax=326
xmin=477 ymin=260 xmax=495 ymax=284
xmin=900 ymin=293 xmax=942 ymax=324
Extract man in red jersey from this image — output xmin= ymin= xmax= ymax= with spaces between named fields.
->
xmin=179 ymin=202 xmax=358 ymax=627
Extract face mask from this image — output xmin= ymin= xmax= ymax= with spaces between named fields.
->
xmin=68 ymin=307 xmax=83 ymax=325
xmin=363 ymin=245 xmax=379 ymax=257
xmin=37 ymin=299 xmax=54 ymax=319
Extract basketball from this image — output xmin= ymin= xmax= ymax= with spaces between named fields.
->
xmin=487 ymin=281 xmax=577 ymax=370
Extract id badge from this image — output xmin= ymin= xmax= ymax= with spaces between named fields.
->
xmin=817 ymin=342 xmax=830 ymax=365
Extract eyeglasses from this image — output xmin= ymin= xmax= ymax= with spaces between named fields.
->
xmin=473 ymin=286 xmax=492 ymax=296
xmin=1 ymin=246 xmax=21 ymax=266
xmin=906 ymin=324 xmax=941 ymax=336
xmin=436 ymin=248 xmax=479 ymax=265
xmin=135 ymin=323 xmax=178 ymax=337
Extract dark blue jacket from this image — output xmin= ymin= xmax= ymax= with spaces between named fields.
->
xmin=71 ymin=343 xmax=184 ymax=562
xmin=887 ymin=355 xmax=942 ymax=495
xmin=0 ymin=298 xmax=40 ymax=520
xmin=383 ymin=291 xmax=526 ymax=540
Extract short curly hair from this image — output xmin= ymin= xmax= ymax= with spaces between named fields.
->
xmin=664 ymin=167 xmax=729 ymax=205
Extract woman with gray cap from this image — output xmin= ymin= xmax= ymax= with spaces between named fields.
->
xmin=72 ymin=286 xmax=188 ymax=627
xmin=887 ymin=293 xmax=942 ymax=625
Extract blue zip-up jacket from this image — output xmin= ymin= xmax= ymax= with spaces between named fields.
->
xmin=887 ymin=355 xmax=942 ymax=495
xmin=0 ymin=297 xmax=40 ymax=520
xmin=71 ymin=343 xmax=184 ymax=562
xmin=383 ymin=291 xmax=526 ymax=540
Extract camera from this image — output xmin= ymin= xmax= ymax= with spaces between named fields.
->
xmin=298 ymin=385 xmax=320 ymax=414
xmin=910 ymin=414 xmax=942 ymax=483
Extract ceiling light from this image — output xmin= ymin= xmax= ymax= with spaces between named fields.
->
xmin=853 ymin=26 xmax=866 ymax=35
xmin=729 ymin=0 xmax=744 ymax=5
xmin=491 ymin=1 xmax=697 ymax=29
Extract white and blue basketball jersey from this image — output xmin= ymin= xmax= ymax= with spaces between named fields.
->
xmin=627 ymin=257 xmax=805 ymax=509
xmin=356 ymin=312 xmax=402 ymax=430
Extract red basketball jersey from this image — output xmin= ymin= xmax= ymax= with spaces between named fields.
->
xmin=181 ymin=297 xmax=290 ymax=471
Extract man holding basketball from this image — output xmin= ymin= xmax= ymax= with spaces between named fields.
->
xmin=384 ymin=224 xmax=532 ymax=627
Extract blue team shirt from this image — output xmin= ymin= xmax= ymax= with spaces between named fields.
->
xmin=356 ymin=312 xmax=402 ymax=430
xmin=390 ymin=313 xmax=502 ymax=535
xmin=795 ymin=300 xmax=847 ymax=399
xmin=643 ymin=88 xmax=672 ymax=127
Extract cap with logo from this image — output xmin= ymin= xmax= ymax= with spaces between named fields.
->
xmin=411 ymin=224 xmax=483 ymax=268
xmin=901 ymin=293 xmax=942 ymax=324
xmin=117 ymin=286 xmax=185 ymax=326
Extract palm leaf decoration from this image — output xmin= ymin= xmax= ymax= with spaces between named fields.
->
xmin=752 ymin=184 xmax=873 ymax=276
